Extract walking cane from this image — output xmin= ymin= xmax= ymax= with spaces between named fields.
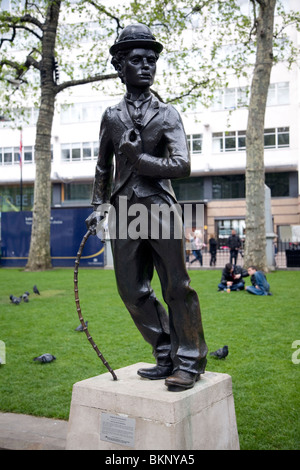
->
xmin=74 ymin=229 xmax=117 ymax=381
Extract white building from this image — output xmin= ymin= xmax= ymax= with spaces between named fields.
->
xmin=0 ymin=0 xmax=299 ymax=253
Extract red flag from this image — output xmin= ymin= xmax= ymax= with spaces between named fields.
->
xmin=19 ymin=131 xmax=23 ymax=166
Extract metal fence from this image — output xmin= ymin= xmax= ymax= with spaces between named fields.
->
xmin=186 ymin=241 xmax=300 ymax=269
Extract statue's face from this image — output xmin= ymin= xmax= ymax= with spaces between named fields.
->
xmin=122 ymin=48 xmax=157 ymax=90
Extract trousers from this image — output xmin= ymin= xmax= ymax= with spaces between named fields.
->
xmin=109 ymin=193 xmax=207 ymax=374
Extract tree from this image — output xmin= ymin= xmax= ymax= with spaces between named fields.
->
xmin=0 ymin=0 xmax=119 ymax=270
xmin=244 ymin=0 xmax=277 ymax=270
xmin=243 ymin=0 xmax=300 ymax=270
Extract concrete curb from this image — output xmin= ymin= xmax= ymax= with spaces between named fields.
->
xmin=0 ymin=412 xmax=67 ymax=450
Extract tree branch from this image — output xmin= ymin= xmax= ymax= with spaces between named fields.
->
xmin=0 ymin=50 xmax=41 ymax=86
xmin=149 ymin=87 xmax=165 ymax=102
xmin=1 ymin=13 xmax=43 ymax=31
xmin=165 ymin=79 xmax=210 ymax=104
xmin=0 ymin=13 xmax=43 ymax=47
xmin=0 ymin=26 xmax=16 ymax=48
xmin=25 ymin=1 xmax=44 ymax=17
xmin=0 ymin=58 xmax=25 ymax=75
xmin=249 ymin=0 xmax=258 ymax=40
xmin=2 ymin=22 xmax=43 ymax=41
xmin=84 ymin=0 xmax=123 ymax=37
xmin=24 ymin=53 xmax=41 ymax=71
xmin=55 ymin=72 xmax=118 ymax=94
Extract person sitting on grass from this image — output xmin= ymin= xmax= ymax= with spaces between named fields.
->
xmin=245 ymin=266 xmax=272 ymax=296
xmin=218 ymin=263 xmax=249 ymax=292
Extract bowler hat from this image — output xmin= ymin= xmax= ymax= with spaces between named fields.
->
xmin=110 ymin=24 xmax=163 ymax=55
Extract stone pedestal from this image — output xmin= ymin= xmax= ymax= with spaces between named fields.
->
xmin=66 ymin=363 xmax=239 ymax=450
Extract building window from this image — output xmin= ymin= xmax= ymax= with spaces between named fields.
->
xmin=0 ymin=145 xmax=51 ymax=165
xmin=63 ymin=182 xmax=93 ymax=204
xmin=212 ymin=130 xmax=246 ymax=152
xmin=212 ymin=86 xmax=249 ymax=110
xmin=213 ymin=127 xmax=289 ymax=153
xmin=24 ymin=146 xmax=34 ymax=163
xmin=3 ymin=148 xmax=12 ymax=165
xmin=0 ymin=184 xmax=34 ymax=212
xmin=61 ymin=142 xmax=98 ymax=162
xmin=216 ymin=219 xmax=245 ymax=248
xmin=267 ymin=82 xmax=289 ymax=106
xmin=264 ymin=127 xmax=289 ymax=148
xmin=0 ymin=107 xmax=39 ymax=129
xmin=13 ymin=147 xmax=20 ymax=163
xmin=212 ymin=82 xmax=289 ymax=111
xmin=265 ymin=172 xmax=290 ymax=197
xmin=172 ymin=176 xmax=204 ymax=201
xmin=71 ymin=143 xmax=81 ymax=161
xmin=212 ymin=175 xmax=245 ymax=199
xmin=0 ymin=147 xmax=22 ymax=165
xmin=83 ymin=142 xmax=92 ymax=160
xmin=61 ymin=144 xmax=70 ymax=161
xmin=187 ymin=134 xmax=203 ymax=154
xmin=60 ymin=102 xmax=102 ymax=124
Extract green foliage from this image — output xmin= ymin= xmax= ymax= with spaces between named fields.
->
xmin=0 ymin=268 xmax=299 ymax=450
xmin=1 ymin=0 xmax=299 ymax=121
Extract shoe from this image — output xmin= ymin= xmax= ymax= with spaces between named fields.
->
xmin=137 ymin=364 xmax=173 ymax=380
xmin=165 ymin=370 xmax=201 ymax=392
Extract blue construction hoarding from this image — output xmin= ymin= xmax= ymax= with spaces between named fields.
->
xmin=0 ymin=208 xmax=105 ymax=267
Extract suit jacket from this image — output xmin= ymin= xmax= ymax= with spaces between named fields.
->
xmin=91 ymin=95 xmax=190 ymax=207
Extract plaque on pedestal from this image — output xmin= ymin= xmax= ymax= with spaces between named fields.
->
xmin=66 ymin=363 xmax=239 ymax=450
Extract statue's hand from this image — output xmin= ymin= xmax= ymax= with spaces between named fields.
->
xmin=85 ymin=211 xmax=105 ymax=236
xmin=119 ymin=128 xmax=142 ymax=165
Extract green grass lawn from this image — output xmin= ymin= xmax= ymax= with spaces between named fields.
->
xmin=0 ymin=267 xmax=299 ymax=450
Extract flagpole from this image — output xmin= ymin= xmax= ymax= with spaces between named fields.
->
xmin=19 ymin=129 xmax=23 ymax=212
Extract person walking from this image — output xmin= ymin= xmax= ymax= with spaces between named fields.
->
xmin=209 ymin=234 xmax=217 ymax=266
xmin=190 ymin=230 xmax=203 ymax=266
xmin=227 ymin=229 xmax=241 ymax=265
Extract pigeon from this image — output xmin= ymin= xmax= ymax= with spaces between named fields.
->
xmin=33 ymin=285 xmax=40 ymax=295
xmin=22 ymin=292 xmax=30 ymax=303
xmin=210 ymin=345 xmax=229 ymax=359
xmin=75 ymin=321 xmax=88 ymax=332
xmin=33 ymin=353 xmax=56 ymax=363
xmin=10 ymin=295 xmax=22 ymax=305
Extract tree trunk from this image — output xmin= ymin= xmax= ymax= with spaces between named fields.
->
xmin=25 ymin=91 xmax=55 ymax=270
xmin=25 ymin=1 xmax=61 ymax=271
xmin=244 ymin=0 xmax=276 ymax=271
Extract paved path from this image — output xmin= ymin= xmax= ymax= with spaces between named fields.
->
xmin=0 ymin=412 xmax=68 ymax=450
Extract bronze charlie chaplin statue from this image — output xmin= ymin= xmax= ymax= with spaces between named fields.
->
xmin=86 ymin=24 xmax=207 ymax=391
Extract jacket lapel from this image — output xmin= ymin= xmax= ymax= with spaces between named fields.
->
xmin=116 ymin=98 xmax=132 ymax=130
xmin=116 ymin=95 xmax=160 ymax=131
xmin=141 ymin=96 xmax=159 ymax=130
